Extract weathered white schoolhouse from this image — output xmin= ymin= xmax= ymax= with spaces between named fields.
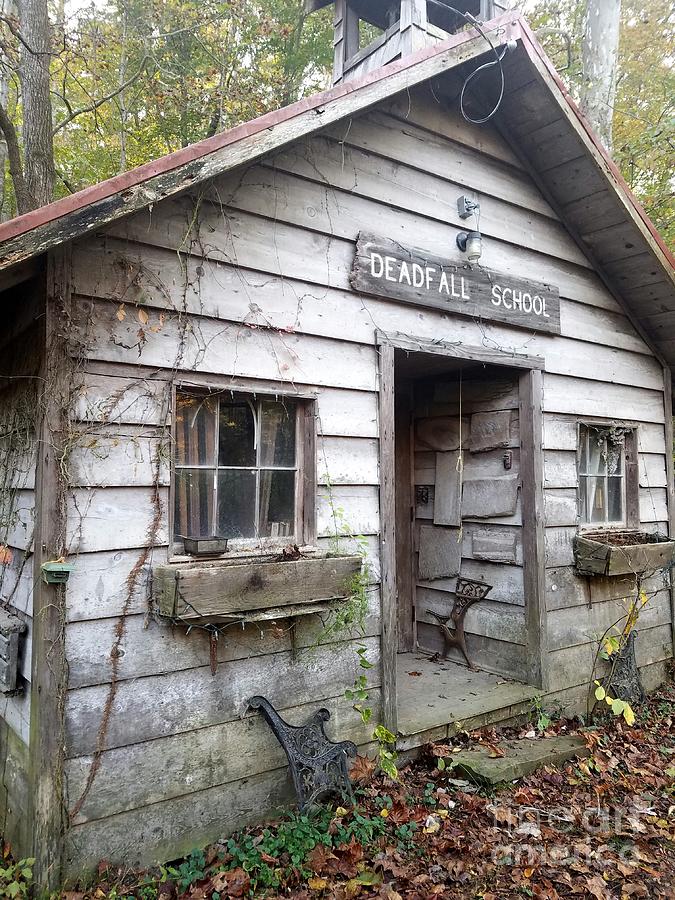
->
xmin=0 ymin=0 xmax=673 ymax=886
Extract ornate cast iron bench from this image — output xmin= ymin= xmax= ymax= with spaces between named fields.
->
xmin=248 ymin=695 xmax=357 ymax=811
xmin=426 ymin=575 xmax=492 ymax=671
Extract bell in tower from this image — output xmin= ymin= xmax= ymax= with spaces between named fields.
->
xmin=305 ymin=1 xmax=500 ymax=85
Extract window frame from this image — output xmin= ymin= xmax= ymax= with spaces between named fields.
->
xmin=170 ymin=382 xmax=317 ymax=558
xmin=576 ymin=421 xmax=640 ymax=530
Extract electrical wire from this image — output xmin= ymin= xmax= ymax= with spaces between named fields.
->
xmin=426 ymin=0 xmax=509 ymax=125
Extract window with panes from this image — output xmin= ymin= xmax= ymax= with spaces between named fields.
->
xmin=578 ymin=424 xmax=633 ymax=526
xmin=174 ymin=392 xmax=300 ymax=544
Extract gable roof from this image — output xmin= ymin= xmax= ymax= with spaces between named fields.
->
xmin=0 ymin=11 xmax=673 ymax=366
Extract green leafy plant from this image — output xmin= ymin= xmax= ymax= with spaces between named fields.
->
xmin=160 ymin=850 xmax=207 ymax=893
xmin=593 ymin=681 xmax=636 ymax=726
xmin=345 ymin=646 xmax=398 ymax=780
xmin=0 ymin=856 xmax=34 ymax=899
xmin=322 ymin=475 xmax=399 ymax=782
xmin=531 ymin=694 xmax=553 ymax=733
xmin=588 ymin=585 xmax=650 ymax=724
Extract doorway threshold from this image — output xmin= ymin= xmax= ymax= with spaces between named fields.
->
xmin=396 ymin=652 xmax=539 ymax=752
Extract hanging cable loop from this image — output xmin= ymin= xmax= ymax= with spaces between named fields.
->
xmin=425 ymin=0 xmax=509 ymax=124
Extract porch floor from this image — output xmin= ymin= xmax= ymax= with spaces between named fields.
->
xmin=396 ymin=652 xmax=539 ymax=752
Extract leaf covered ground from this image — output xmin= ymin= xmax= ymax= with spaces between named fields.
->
xmin=21 ymin=680 xmax=675 ymax=900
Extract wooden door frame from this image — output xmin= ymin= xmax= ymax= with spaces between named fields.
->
xmin=376 ymin=330 xmax=548 ymax=733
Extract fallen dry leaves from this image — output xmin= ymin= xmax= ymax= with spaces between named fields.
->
xmin=45 ymin=680 xmax=675 ymax=900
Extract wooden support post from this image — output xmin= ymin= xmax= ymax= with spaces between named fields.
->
xmin=519 ymin=368 xmax=548 ymax=690
xmin=29 ymin=245 xmax=71 ymax=890
xmin=395 ymin=380 xmax=415 ymax=652
xmin=377 ymin=340 xmax=398 ymax=733
xmin=663 ymin=366 xmax=675 ymax=655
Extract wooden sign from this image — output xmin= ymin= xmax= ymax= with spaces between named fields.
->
xmin=350 ymin=233 xmax=561 ymax=335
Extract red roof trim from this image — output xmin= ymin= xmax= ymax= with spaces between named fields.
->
xmin=518 ymin=18 xmax=675 ymax=270
xmin=0 ymin=11 xmax=517 ymax=248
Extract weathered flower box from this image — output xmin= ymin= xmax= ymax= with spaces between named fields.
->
xmin=574 ymin=529 xmax=675 ymax=577
xmin=153 ymin=553 xmax=362 ymax=623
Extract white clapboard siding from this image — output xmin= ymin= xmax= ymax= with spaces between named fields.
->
xmin=79 ymin=266 xmax=662 ymax=390
xmin=546 ymin=566 xmax=590 ymax=610
xmin=323 ymin=112 xmax=556 ymax=220
xmin=66 ymin=589 xmax=381 ymax=689
xmin=268 ymin=135 xmax=586 ymax=267
xmin=63 ymin=767 xmax=299 ymax=874
xmin=548 ymin=623 xmax=673 ymax=690
xmin=560 ymin=299 xmax=650 ymax=354
xmin=318 ymin=436 xmax=379 ymax=485
xmin=639 ymin=488 xmax=669 ymax=523
xmin=639 ymin=454 xmax=668 ymax=489
xmin=544 ymin=415 xmax=666 ymax=454
xmin=65 ymin=634 xmax=381 ymax=757
xmin=74 ymin=241 xmax=649 ymax=358
xmin=544 ymin=374 xmax=666 ymax=422
xmin=544 ymin=449 xmax=668 ymax=490
xmin=316 ymin=534 xmax=381 ymax=582
xmin=544 ymin=526 xmax=578 ymax=568
xmin=66 ymin=487 xmax=170 ymax=554
xmin=69 ymin=429 xmax=170 ymax=488
xmin=207 ymin=166 xmax=627 ymax=317
xmin=74 ymin=368 xmax=379 ymax=440
xmin=416 ymin=590 xmax=527 ymax=643
xmin=72 ymin=372 xmax=172 ymax=427
xmin=544 ymin=489 xmax=578 ymax=527
xmin=317 ymin=485 xmax=380 ymax=537
xmin=548 ymin=589 xmax=671 ymax=652
xmin=65 ymin=548 xmax=159 ymax=622
xmin=382 ymin=88 xmax=526 ymax=169
xmin=73 ymin=298 xmax=379 ymax=393
xmin=544 ymin=450 xmax=577 ymax=489
xmin=66 ymin=689 xmax=381 ymax=825
xmin=107 ymin=200 xmax=354 ymax=292
xmin=546 ymin=568 xmax=669 ymax=613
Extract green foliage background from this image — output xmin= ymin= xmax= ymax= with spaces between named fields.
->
xmin=0 ymin=0 xmax=672 ymax=244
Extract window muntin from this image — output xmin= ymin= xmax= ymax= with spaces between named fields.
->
xmin=578 ymin=425 xmax=627 ymax=526
xmin=174 ymin=392 xmax=298 ymax=543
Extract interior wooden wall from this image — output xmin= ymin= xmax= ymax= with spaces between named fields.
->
xmin=411 ymin=373 xmax=528 ymax=679
xmin=60 ymin=83 xmax=672 ymax=871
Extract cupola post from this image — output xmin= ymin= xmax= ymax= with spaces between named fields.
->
xmin=306 ymin=0 xmax=499 ymax=85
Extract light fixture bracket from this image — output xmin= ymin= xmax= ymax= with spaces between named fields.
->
xmin=457 ymin=195 xmax=480 ymax=220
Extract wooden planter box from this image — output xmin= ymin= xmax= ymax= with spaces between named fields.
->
xmin=153 ymin=554 xmax=362 ymax=624
xmin=574 ymin=529 xmax=675 ymax=577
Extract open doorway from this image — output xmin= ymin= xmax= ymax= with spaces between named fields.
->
xmin=389 ymin=345 xmax=541 ymax=742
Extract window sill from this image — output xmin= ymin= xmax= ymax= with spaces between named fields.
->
xmin=153 ymin=552 xmax=362 ymax=625
xmin=168 ymin=543 xmax=322 ymax=566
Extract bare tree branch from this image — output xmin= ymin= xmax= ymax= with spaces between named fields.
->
xmin=52 ymin=54 xmax=149 ymax=134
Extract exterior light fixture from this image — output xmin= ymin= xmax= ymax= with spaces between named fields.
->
xmin=456 ymin=194 xmax=482 ymax=263
xmin=456 ymin=230 xmax=483 ymax=262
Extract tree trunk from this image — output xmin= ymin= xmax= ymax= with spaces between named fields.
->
xmin=0 ymin=100 xmax=32 ymax=214
xmin=18 ymin=0 xmax=54 ymax=208
xmin=581 ymin=0 xmax=621 ymax=151
xmin=0 ymin=0 xmax=17 ymax=218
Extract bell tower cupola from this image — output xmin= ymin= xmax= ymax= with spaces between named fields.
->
xmin=305 ymin=1 xmax=501 ymax=85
